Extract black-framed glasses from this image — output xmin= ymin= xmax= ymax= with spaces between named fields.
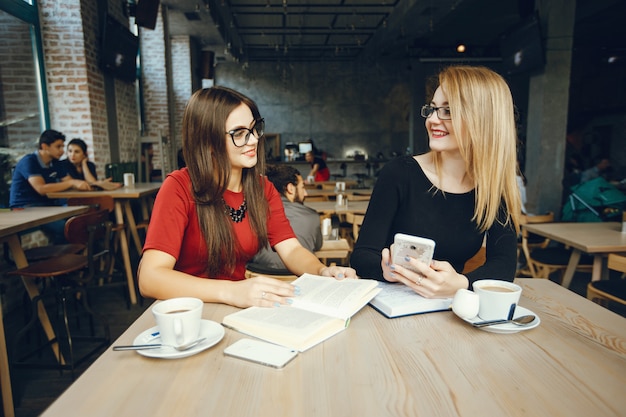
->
xmin=226 ymin=118 xmax=265 ymax=147
xmin=420 ymin=105 xmax=451 ymax=120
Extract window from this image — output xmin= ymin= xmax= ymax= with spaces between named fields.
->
xmin=0 ymin=1 xmax=47 ymax=151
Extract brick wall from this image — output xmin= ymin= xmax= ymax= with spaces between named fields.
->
xmin=170 ymin=36 xmax=193 ymax=160
xmin=138 ymin=5 xmax=170 ymax=172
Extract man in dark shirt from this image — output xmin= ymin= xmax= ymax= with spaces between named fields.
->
xmin=249 ymin=164 xmax=323 ymax=272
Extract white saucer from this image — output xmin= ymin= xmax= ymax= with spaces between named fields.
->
xmin=458 ymin=306 xmax=540 ymax=334
xmin=133 ymin=320 xmax=225 ymax=359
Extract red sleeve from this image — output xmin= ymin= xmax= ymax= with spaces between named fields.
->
xmin=143 ymin=169 xmax=205 ymax=268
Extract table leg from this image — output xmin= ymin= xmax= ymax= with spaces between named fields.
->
xmin=114 ymin=202 xmax=138 ymax=305
xmin=591 ymin=255 xmax=603 ymax=282
xmin=561 ymin=249 xmax=582 ymax=289
xmin=7 ymin=235 xmax=65 ymax=365
xmin=0 ymin=297 xmax=15 ymax=417
xmin=123 ymin=201 xmax=142 ymax=257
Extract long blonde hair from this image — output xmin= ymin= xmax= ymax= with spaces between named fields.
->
xmin=432 ymin=66 xmax=521 ymax=233
xmin=182 ymin=87 xmax=268 ymax=276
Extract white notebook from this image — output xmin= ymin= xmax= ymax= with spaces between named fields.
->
xmin=369 ymin=282 xmax=452 ymax=318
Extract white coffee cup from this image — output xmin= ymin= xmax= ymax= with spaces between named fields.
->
xmin=152 ymin=297 xmax=203 ymax=347
xmin=123 ymin=172 xmax=135 ymax=187
xmin=307 ymin=175 xmax=315 ymax=184
xmin=451 ymin=289 xmax=480 ymax=319
xmin=473 ymin=280 xmax=522 ymax=321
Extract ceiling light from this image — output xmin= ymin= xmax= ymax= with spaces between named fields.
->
xmin=456 ymin=43 xmax=466 ymax=53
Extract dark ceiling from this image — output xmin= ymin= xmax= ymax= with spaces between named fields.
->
xmin=160 ymin=0 xmax=626 ymax=64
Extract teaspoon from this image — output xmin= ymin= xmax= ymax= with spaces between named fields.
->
xmin=113 ymin=337 xmax=206 ymax=351
xmin=472 ymin=315 xmax=536 ymax=328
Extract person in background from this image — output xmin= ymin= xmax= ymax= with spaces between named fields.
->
xmin=305 ymin=150 xmax=330 ymax=182
xmin=138 ymin=86 xmax=356 ymax=308
xmin=59 ymin=138 xmax=98 ymax=182
xmin=351 ymin=65 xmax=521 ymax=298
xmin=248 ymin=164 xmax=323 ymax=272
xmin=9 ymin=129 xmax=92 ymax=242
xmin=580 ymin=157 xmax=611 ymax=184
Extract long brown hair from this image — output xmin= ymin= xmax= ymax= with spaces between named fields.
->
xmin=182 ymin=86 xmax=268 ymax=276
xmin=431 ymin=66 xmax=521 ymax=233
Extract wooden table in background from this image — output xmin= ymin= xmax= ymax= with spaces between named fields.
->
xmin=47 ymin=183 xmax=162 ymax=305
xmin=0 ymin=206 xmax=89 ymax=417
xmin=523 ymin=222 xmax=626 ymax=288
xmin=304 ymin=179 xmax=358 ymax=189
xmin=306 ymin=188 xmax=373 ymax=200
xmin=304 ymin=200 xmax=369 ymax=215
xmin=41 ymin=279 xmax=626 ymax=416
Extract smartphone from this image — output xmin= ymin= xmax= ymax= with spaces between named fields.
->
xmin=224 ymin=338 xmax=298 ymax=369
xmin=392 ymin=233 xmax=436 ymax=273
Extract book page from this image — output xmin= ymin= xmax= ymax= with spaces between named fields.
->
xmin=291 ymin=274 xmax=380 ymax=319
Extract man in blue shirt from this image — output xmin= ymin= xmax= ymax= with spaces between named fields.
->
xmin=10 ymin=129 xmax=91 ymax=241
xmin=249 ymin=164 xmax=323 ymax=272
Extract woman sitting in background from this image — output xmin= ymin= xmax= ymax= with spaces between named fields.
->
xmin=60 ymin=138 xmax=98 ymax=182
xmin=351 ymin=65 xmax=521 ymax=298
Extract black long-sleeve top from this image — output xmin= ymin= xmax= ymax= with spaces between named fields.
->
xmin=350 ymin=156 xmax=517 ymax=286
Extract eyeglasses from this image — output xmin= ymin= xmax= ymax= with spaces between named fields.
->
xmin=226 ymin=118 xmax=265 ymax=147
xmin=420 ymin=105 xmax=451 ymax=120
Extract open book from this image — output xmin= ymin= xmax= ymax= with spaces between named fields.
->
xmin=222 ymin=274 xmax=381 ymax=352
xmin=89 ymin=180 xmax=123 ymax=191
xmin=369 ymin=282 xmax=452 ymax=318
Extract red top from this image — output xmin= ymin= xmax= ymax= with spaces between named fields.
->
xmin=144 ymin=168 xmax=296 ymax=280
xmin=315 ymin=166 xmax=330 ymax=182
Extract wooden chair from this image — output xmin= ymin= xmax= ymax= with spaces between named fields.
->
xmin=67 ymin=196 xmax=125 ymax=277
xmin=346 ymin=193 xmax=371 ymax=202
xmin=7 ymin=210 xmax=113 ymax=374
xmin=342 ymin=212 xmax=364 ymax=248
xmin=462 ymin=246 xmax=486 ymax=274
xmin=518 ymin=212 xmax=593 ymax=281
xmin=315 ymin=238 xmax=351 ymax=266
xmin=23 ymin=240 xmax=85 ymax=263
xmin=586 ymin=253 xmax=626 ymax=308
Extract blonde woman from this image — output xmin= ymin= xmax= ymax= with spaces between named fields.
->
xmin=351 ymin=65 xmax=521 ymax=298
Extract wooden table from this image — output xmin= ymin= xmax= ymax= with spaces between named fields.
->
xmin=41 ymin=279 xmax=626 ymax=417
xmin=304 ymin=200 xmax=369 ymax=215
xmin=306 ymin=188 xmax=372 ymax=200
xmin=304 ymin=179 xmax=358 ymax=189
xmin=523 ymin=222 xmax=626 ymax=288
xmin=0 ymin=206 xmax=89 ymax=417
xmin=314 ymin=238 xmax=351 ymax=264
xmin=47 ymin=183 xmax=162 ymax=304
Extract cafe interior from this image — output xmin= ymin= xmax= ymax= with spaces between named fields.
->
xmin=1 ymin=0 xmax=626 ymax=416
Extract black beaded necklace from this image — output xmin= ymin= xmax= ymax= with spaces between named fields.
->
xmin=223 ymin=199 xmax=247 ymax=223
